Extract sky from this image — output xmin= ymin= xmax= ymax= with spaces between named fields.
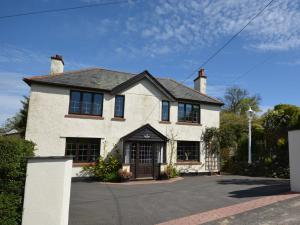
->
xmin=0 ymin=0 xmax=300 ymax=125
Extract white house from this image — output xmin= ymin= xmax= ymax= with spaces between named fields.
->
xmin=24 ymin=55 xmax=223 ymax=178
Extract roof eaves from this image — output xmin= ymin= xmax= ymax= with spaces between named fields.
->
xmin=168 ymin=78 xmax=224 ymax=105
xmin=22 ymin=78 xmax=111 ymax=92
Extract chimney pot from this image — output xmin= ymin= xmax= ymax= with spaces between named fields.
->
xmin=194 ymin=68 xmax=207 ymax=94
xmin=199 ymin=68 xmax=206 ymax=77
xmin=50 ymin=55 xmax=64 ymax=75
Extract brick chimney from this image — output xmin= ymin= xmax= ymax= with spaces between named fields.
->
xmin=194 ymin=68 xmax=207 ymax=94
xmin=50 ymin=55 xmax=64 ymax=75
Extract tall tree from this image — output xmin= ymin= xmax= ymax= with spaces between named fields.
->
xmin=3 ymin=96 xmax=29 ymax=137
xmin=223 ymin=86 xmax=261 ymax=115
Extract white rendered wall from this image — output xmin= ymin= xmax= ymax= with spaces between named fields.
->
xmin=22 ymin=157 xmax=72 ymax=225
xmin=288 ymin=130 xmax=300 ymax=192
xmin=25 ymin=79 xmax=220 ymax=176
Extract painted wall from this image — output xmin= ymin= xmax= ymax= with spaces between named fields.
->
xmin=22 ymin=157 xmax=72 ymax=225
xmin=288 ymin=130 xmax=300 ymax=192
xmin=25 ymin=78 xmax=220 ymax=176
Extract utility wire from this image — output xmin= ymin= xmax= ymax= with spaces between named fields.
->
xmin=177 ymin=0 xmax=276 ymax=87
xmin=144 ymin=0 xmax=275 ymax=121
xmin=228 ymin=55 xmax=275 ymax=85
xmin=0 ymin=0 xmax=138 ymax=20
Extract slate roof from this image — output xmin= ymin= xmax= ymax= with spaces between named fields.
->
xmin=23 ymin=68 xmax=223 ymax=105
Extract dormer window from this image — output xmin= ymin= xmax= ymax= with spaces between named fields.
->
xmin=69 ymin=90 xmax=103 ymax=116
xmin=178 ymin=102 xmax=200 ymax=123
xmin=114 ymin=95 xmax=125 ymax=118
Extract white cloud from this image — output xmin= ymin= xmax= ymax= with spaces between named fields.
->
xmin=0 ymin=94 xmax=24 ymax=126
xmin=0 ymin=72 xmax=28 ymax=95
xmin=0 ymin=44 xmax=48 ymax=65
xmin=257 ymin=105 xmax=273 ymax=116
xmin=122 ymin=0 xmax=300 ymax=55
xmin=206 ymin=85 xmax=227 ymax=98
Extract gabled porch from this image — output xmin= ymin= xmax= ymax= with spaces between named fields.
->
xmin=121 ymin=124 xmax=168 ymax=179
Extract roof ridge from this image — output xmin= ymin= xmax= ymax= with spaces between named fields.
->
xmin=25 ymin=67 xmax=101 ymax=80
xmin=167 ymin=78 xmax=223 ymax=103
xmin=25 ymin=67 xmax=137 ymax=80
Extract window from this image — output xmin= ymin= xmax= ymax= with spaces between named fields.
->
xmin=177 ymin=141 xmax=200 ymax=162
xmin=69 ymin=91 xmax=103 ymax=116
xmin=114 ymin=95 xmax=125 ymax=118
xmin=161 ymin=101 xmax=170 ymax=121
xmin=65 ymin=138 xmax=101 ymax=163
xmin=178 ymin=102 xmax=200 ymax=123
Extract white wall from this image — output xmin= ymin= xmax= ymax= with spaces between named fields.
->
xmin=22 ymin=157 xmax=72 ymax=225
xmin=288 ymin=130 xmax=300 ymax=192
xmin=25 ymin=78 xmax=220 ymax=176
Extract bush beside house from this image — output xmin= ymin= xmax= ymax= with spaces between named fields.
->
xmin=82 ymin=155 xmax=123 ymax=182
xmin=0 ymin=137 xmax=35 ymax=225
xmin=214 ymin=104 xmax=300 ymax=179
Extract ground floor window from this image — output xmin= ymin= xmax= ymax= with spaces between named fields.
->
xmin=65 ymin=138 xmax=101 ymax=163
xmin=177 ymin=141 xmax=200 ymax=162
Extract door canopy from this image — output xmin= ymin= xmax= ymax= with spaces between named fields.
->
xmin=122 ymin=124 xmax=168 ymax=142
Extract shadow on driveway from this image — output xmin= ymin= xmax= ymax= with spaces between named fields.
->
xmin=217 ymin=178 xmax=290 ymax=198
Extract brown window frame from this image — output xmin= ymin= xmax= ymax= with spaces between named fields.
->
xmin=114 ymin=95 xmax=125 ymax=118
xmin=65 ymin=138 xmax=101 ymax=163
xmin=161 ymin=100 xmax=170 ymax=121
xmin=68 ymin=90 xmax=104 ymax=116
xmin=177 ymin=141 xmax=200 ymax=162
xmin=178 ymin=102 xmax=200 ymax=124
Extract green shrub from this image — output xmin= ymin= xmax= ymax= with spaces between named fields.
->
xmin=0 ymin=193 xmax=21 ymax=225
xmin=0 ymin=137 xmax=35 ymax=225
xmin=83 ymin=155 xmax=122 ymax=182
xmin=165 ymin=164 xmax=179 ymax=178
xmin=103 ymin=171 xmax=120 ymax=182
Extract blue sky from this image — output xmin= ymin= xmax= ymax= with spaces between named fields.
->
xmin=0 ymin=0 xmax=300 ymax=125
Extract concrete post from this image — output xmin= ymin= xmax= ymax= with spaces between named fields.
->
xmin=248 ymin=119 xmax=252 ymax=164
xmin=22 ymin=156 xmax=73 ymax=225
xmin=288 ymin=130 xmax=300 ymax=192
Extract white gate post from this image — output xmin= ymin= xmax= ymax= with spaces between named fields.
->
xmin=22 ymin=156 xmax=73 ymax=225
xmin=288 ymin=130 xmax=300 ymax=192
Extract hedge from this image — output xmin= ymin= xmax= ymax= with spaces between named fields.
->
xmin=0 ymin=137 xmax=35 ymax=225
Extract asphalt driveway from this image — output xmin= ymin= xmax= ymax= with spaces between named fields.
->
xmin=69 ymin=175 xmax=290 ymax=225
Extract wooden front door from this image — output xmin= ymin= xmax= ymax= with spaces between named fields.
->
xmin=136 ymin=142 xmax=154 ymax=178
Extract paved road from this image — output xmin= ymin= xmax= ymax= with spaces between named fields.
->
xmin=206 ymin=195 xmax=300 ymax=225
xmin=69 ymin=175 xmax=290 ymax=225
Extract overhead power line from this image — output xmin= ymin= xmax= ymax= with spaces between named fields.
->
xmin=229 ymin=55 xmax=275 ymax=85
xmin=0 ymin=0 xmax=138 ymax=20
xmin=144 ymin=0 xmax=275 ymax=121
xmin=177 ymin=0 xmax=276 ymax=87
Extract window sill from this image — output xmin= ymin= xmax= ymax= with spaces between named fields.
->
xmin=175 ymin=161 xmax=202 ymax=165
xmin=73 ymin=162 xmax=96 ymax=167
xmin=111 ymin=117 xmax=126 ymax=121
xmin=176 ymin=122 xmax=202 ymax=126
xmin=65 ymin=114 xmax=104 ymax=120
xmin=159 ymin=121 xmax=171 ymax=124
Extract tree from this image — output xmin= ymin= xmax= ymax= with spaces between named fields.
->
xmin=223 ymin=86 xmax=261 ymax=115
xmin=3 ymin=96 xmax=29 ymax=138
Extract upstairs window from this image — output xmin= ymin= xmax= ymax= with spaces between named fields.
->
xmin=69 ymin=90 xmax=103 ymax=116
xmin=114 ymin=95 xmax=125 ymax=118
xmin=65 ymin=138 xmax=101 ymax=163
xmin=161 ymin=100 xmax=170 ymax=121
xmin=178 ymin=102 xmax=200 ymax=123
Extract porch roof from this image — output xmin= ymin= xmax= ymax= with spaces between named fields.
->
xmin=121 ymin=124 xmax=168 ymax=142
